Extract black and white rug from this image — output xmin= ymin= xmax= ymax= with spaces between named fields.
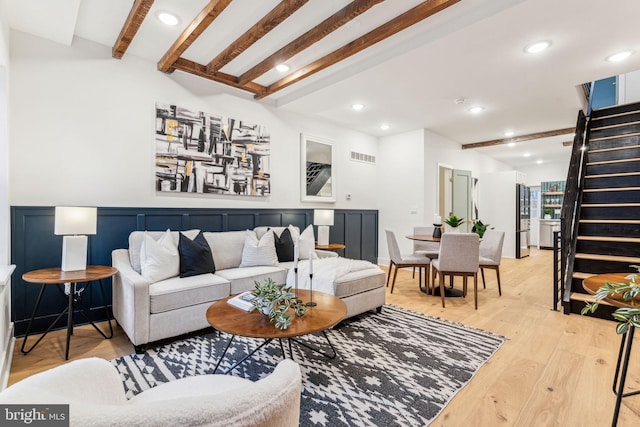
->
xmin=111 ymin=305 xmax=505 ymax=426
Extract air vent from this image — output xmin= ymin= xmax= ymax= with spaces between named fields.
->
xmin=350 ymin=151 xmax=376 ymax=165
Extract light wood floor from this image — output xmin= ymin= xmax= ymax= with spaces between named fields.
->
xmin=7 ymin=248 xmax=640 ymax=426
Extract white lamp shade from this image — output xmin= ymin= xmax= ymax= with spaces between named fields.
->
xmin=55 ymin=207 xmax=97 ymax=235
xmin=314 ymin=209 xmax=334 ymax=226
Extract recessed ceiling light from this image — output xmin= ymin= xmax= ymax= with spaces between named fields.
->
xmin=156 ymin=11 xmax=180 ymax=26
xmin=536 ymin=159 xmax=543 ymax=164
xmin=504 ymin=131 xmax=515 ymax=137
xmin=606 ymin=50 xmax=634 ymax=62
xmin=508 ymin=142 xmax=516 ymax=148
xmin=380 ymin=124 xmax=390 ymax=131
xmin=523 ymin=152 xmax=531 ymax=158
xmin=524 ymin=40 xmax=551 ymax=54
xmin=275 ymin=63 xmax=290 ymax=73
xmin=351 ymin=103 xmax=364 ymax=111
xmin=468 ymin=106 xmax=484 ymax=114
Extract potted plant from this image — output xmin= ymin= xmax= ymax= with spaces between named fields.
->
xmin=581 ymin=266 xmax=640 ymax=334
xmin=471 ymin=219 xmax=493 ymax=238
xmin=444 ymin=214 xmax=464 ymax=232
xmin=250 ymin=278 xmax=308 ymax=330
xmin=543 ymin=208 xmax=552 ymax=219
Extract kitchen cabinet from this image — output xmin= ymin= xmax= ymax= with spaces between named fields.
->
xmin=541 ymin=180 xmax=565 ymax=220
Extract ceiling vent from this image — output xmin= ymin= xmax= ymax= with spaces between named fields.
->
xmin=350 ymin=151 xmax=376 ymax=165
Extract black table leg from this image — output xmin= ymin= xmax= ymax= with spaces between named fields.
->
xmin=21 ymin=284 xmax=69 ymax=355
xmin=65 ymin=283 xmax=75 ymax=360
xmin=612 ymin=326 xmax=635 ymax=427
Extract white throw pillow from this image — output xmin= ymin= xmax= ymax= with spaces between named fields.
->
xmin=239 ymin=230 xmax=279 ymax=267
xmin=140 ymin=229 xmax=180 ymax=282
xmin=288 ymin=224 xmax=318 ymax=260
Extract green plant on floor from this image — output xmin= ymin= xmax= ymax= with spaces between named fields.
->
xmin=250 ymin=277 xmax=308 ymax=330
xmin=444 ymin=214 xmax=464 ymax=228
xmin=581 ymin=265 xmax=640 ymax=335
xmin=471 ymin=219 xmax=493 ymax=238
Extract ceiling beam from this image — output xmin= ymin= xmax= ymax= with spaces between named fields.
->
xmin=461 ymin=127 xmax=576 ymax=150
xmin=172 ymin=58 xmax=266 ymax=94
xmin=238 ymin=0 xmax=384 ymax=86
xmin=205 ymin=0 xmax=309 ymax=74
xmin=158 ymin=0 xmax=232 ymax=73
xmin=562 ymin=140 xmax=575 ymax=146
xmin=112 ymin=0 xmax=155 ymax=59
xmin=255 ymin=0 xmax=460 ymax=100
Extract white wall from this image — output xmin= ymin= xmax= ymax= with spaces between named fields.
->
xmin=519 ymin=160 xmax=569 ymax=188
xmin=9 ymin=31 xmax=379 ymax=210
xmin=0 ymin=2 xmax=10 ymax=264
xmin=377 ymin=129 xmax=511 ymax=264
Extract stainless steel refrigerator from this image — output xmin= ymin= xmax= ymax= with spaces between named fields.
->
xmin=516 ymin=184 xmax=530 ymax=258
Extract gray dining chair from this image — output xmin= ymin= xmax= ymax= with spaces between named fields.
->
xmin=412 ymin=226 xmax=440 ymax=279
xmin=431 ymin=233 xmax=480 ymax=309
xmin=479 ymin=230 xmax=505 ymax=296
xmin=385 ymin=229 xmax=431 ymax=294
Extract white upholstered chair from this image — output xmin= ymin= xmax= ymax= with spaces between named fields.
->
xmin=0 ymin=357 xmax=302 ymax=427
xmin=431 ymin=233 xmax=480 ymax=309
xmin=479 ymin=230 xmax=505 ymax=296
xmin=412 ymin=226 xmax=440 ymax=279
xmin=385 ymin=229 xmax=431 ymax=293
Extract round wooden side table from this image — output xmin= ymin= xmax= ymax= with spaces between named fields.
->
xmin=21 ymin=265 xmax=117 ymax=360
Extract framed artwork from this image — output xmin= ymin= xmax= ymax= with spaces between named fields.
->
xmin=155 ymin=103 xmax=270 ymax=196
xmin=300 ymin=134 xmax=335 ymax=203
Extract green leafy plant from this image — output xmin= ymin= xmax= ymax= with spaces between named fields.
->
xmin=543 ymin=208 xmax=552 ymax=216
xmin=250 ymin=278 xmax=308 ymax=330
xmin=444 ymin=214 xmax=464 ymax=228
xmin=471 ymin=219 xmax=493 ymax=238
xmin=581 ymin=265 xmax=640 ymax=335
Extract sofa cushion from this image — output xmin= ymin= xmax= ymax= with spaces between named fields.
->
xmin=149 ymin=274 xmax=230 ymax=314
xmin=140 ymin=230 xmax=179 ymax=283
xmin=273 ymin=227 xmax=295 ymax=262
xmin=203 ymin=231 xmax=247 ymax=271
xmin=179 ymin=232 xmax=216 ymax=278
xmin=129 ymin=229 xmax=199 ymax=275
xmin=216 ymin=266 xmax=288 ymax=295
xmin=333 ymin=268 xmax=386 ymax=298
xmin=289 ymin=225 xmax=317 ymax=260
xmin=239 ymin=230 xmax=278 ymax=267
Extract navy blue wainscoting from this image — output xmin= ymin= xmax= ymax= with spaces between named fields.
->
xmin=10 ymin=206 xmax=378 ymax=336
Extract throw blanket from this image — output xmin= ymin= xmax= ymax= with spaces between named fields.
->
xmin=285 ymin=257 xmax=377 ymax=295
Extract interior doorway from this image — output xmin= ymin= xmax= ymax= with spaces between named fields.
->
xmin=438 ymin=165 xmax=472 ymax=232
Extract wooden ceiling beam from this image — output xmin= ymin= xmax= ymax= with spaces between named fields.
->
xmin=255 ymin=0 xmax=460 ymax=100
xmin=461 ymin=128 xmax=576 ymax=150
xmin=112 ymin=0 xmax=155 ymax=59
xmin=205 ymin=0 xmax=309 ymax=74
xmin=172 ymin=58 xmax=266 ymax=94
xmin=238 ymin=0 xmax=384 ymax=86
xmin=158 ymin=0 xmax=232 ymax=73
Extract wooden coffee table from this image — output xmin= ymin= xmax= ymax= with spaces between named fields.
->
xmin=206 ymin=289 xmax=347 ymax=374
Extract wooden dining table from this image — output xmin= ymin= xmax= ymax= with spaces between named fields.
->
xmin=406 ymin=234 xmax=440 ymax=242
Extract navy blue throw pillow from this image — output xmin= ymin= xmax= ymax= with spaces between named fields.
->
xmin=178 ymin=231 xmax=216 ymax=277
xmin=273 ymin=227 xmax=295 ymax=262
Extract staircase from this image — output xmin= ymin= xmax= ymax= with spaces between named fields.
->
xmin=566 ymin=101 xmax=640 ymax=316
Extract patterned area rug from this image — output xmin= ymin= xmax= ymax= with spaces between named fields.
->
xmin=111 ymin=305 xmax=505 ymax=426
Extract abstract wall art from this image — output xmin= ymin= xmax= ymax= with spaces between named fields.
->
xmin=155 ymin=103 xmax=270 ymax=197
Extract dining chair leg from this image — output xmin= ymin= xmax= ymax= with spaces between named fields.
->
xmin=390 ymin=265 xmax=399 ymax=294
xmin=412 ymin=266 xmax=416 ymax=279
xmin=496 ymin=266 xmax=502 ymax=296
xmin=463 ymin=276 xmax=468 ymax=297
xmin=481 ymin=267 xmax=486 ymax=288
xmin=474 ymin=272 xmax=478 ymax=309
xmin=439 ymin=271 xmax=446 ymax=308
xmin=431 ymin=267 xmax=437 ymax=296
xmin=386 ymin=261 xmax=393 ymax=287
xmin=419 ymin=267 xmax=422 ymax=290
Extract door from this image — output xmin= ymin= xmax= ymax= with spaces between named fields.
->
xmin=452 ymin=169 xmax=472 ymax=232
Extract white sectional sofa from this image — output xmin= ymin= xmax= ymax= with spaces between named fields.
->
xmin=112 ymin=226 xmax=385 ymax=353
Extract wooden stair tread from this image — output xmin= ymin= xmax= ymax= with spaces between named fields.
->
xmin=581 ymin=203 xmax=640 ymax=207
xmin=577 ymin=236 xmax=640 ymax=243
xmin=580 ymin=219 xmax=640 ymax=224
xmin=575 ymin=253 xmax=640 ymax=263
xmin=572 ymin=272 xmax=595 ymax=280
xmin=589 ymin=132 xmax=640 ymax=142
xmin=592 ymin=107 xmax=640 ymax=119
xmin=589 ymin=144 xmax=640 ymax=154
xmin=585 ymin=171 xmax=640 ymax=178
xmin=583 ymin=187 xmax=640 ymax=192
xmin=587 ymin=157 xmax=640 ymax=166
xmin=570 ymin=292 xmax=614 ymax=306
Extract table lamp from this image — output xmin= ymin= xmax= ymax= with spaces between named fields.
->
xmin=314 ymin=209 xmax=334 ymax=246
xmin=55 ymin=206 xmax=97 ymax=271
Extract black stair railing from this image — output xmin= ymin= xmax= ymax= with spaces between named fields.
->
xmin=555 ymin=110 xmax=588 ymax=312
